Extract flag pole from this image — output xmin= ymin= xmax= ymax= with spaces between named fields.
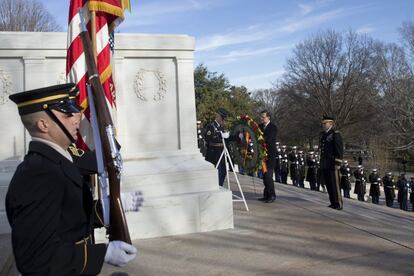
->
xmin=91 ymin=11 xmax=97 ymax=63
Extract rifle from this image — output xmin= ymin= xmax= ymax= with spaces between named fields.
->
xmin=78 ymin=10 xmax=131 ymax=244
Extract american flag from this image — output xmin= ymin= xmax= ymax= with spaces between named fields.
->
xmin=66 ymin=0 xmax=130 ymax=150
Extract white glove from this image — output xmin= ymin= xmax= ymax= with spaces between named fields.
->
xmin=121 ymin=191 xmax=144 ymax=212
xmin=221 ymin=131 xmax=230 ymax=139
xmin=238 ymin=132 xmax=244 ymax=140
xmin=105 ymin=240 xmax=137 ymax=267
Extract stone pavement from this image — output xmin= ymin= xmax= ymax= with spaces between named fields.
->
xmin=101 ymin=174 xmax=414 ymax=276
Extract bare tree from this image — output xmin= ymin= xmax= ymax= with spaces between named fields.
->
xmin=372 ymin=41 xmax=414 ymax=151
xmin=282 ymin=30 xmax=377 ymax=132
xmin=0 ymin=0 xmax=61 ymax=32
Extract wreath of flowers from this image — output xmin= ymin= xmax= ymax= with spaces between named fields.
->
xmin=231 ymin=115 xmax=268 ymax=173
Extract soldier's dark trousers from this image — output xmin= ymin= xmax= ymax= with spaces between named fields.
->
xmin=274 ymin=170 xmax=282 ymax=183
xmin=385 ymin=197 xmax=394 ymax=207
xmin=281 ymin=172 xmax=288 ymax=184
xmin=371 ymin=196 xmax=379 ymax=204
xmin=322 ymin=169 xmax=343 ymax=208
xmin=309 ymin=181 xmax=317 ymax=191
xmin=357 ymin=194 xmax=365 ymax=201
xmin=343 ymin=189 xmax=350 ymax=198
xmin=299 ymin=179 xmax=305 ymax=188
xmin=400 ymin=201 xmax=408 ymax=211
xmin=217 ymin=159 xmax=226 ymax=187
xmin=263 ymin=168 xmax=276 ymax=200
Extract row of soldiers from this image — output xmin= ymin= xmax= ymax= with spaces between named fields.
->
xmin=274 ymin=143 xmax=414 ymax=212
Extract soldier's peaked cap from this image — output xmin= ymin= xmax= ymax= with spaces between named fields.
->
xmin=9 ymin=83 xmax=83 ymax=115
xmin=321 ymin=115 xmax=335 ymax=123
xmin=216 ymin=108 xmax=230 ymax=119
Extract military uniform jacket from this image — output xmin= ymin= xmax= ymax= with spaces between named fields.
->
xmin=368 ymin=173 xmax=381 ymax=197
xmin=260 ymin=122 xmax=277 ymax=170
xmin=204 ymin=121 xmax=225 ymax=166
xmin=319 ymin=128 xmax=343 ymax=170
xmin=353 ymin=171 xmax=366 ymax=195
xmin=339 ymin=165 xmax=352 ymax=190
xmin=397 ymin=178 xmax=409 ymax=203
xmin=306 ymin=157 xmax=317 ymax=182
xmin=383 ymin=176 xmax=395 ymax=199
xmin=410 ymin=181 xmax=414 ymax=204
xmin=6 ymin=142 xmax=106 ymax=275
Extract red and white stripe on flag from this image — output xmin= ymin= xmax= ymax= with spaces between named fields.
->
xmin=66 ymin=0 xmax=125 ymax=150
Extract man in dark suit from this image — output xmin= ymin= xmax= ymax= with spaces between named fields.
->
xmin=258 ymin=110 xmax=278 ymax=203
xmin=6 ymin=84 xmax=136 ymax=275
xmin=319 ymin=115 xmax=344 ymax=210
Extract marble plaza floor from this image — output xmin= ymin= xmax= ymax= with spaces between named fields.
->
xmin=101 ymin=174 xmax=414 ymax=276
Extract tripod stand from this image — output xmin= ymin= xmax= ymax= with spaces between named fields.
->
xmin=216 ymin=134 xmax=249 ymax=211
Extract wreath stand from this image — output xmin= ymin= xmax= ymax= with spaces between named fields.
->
xmin=216 ymin=135 xmax=249 ymax=211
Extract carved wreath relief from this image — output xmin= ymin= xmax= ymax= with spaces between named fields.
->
xmin=134 ymin=69 xmax=167 ymax=102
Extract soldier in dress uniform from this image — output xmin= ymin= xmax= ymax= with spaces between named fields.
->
xmin=280 ymin=145 xmax=289 ymax=184
xmin=339 ymin=160 xmax=352 ymax=198
xmin=306 ymin=151 xmax=318 ymax=191
xmin=383 ymin=172 xmax=396 ymax=207
xmin=298 ymin=150 xmax=306 ymax=188
xmin=319 ymin=115 xmax=344 ymax=209
xmin=204 ymin=108 xmax=233 ymax=187
xmin=197 ymin=120 xmax=206 ymax=156
xmin=274 ymin=142 xmax=282 ymax=183
xmin=5 ymin=84 xmax=137 ymax=275
xmin=288 ymin=146 xmax=300 ymax=187
xmin=368 ymin=169 xmax=381 ymax=204
xmin=315 ymin=151 xmax=325 ymax=192
xmin=397 ymin=174 xmax=409 ymax=211
xmin=409 ymin=177 xmax=414 ymax=212
xmin=354 ymin=165 xmax=366 ymax=201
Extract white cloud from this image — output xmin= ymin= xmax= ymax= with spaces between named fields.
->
xmin=279 ymin=9 xmax=345 ymax=33
xmin=356 ymin=25 xmax=375 ymax=34
xmin=219 ymin=45 xmax=290 ymax=59
xmin=197 ymin=4 xmax=362 ymax=52
xmin=232 ymin=70 xmax=284 ymax=83
xmin=121 ymin=0 xmax=221 ymax=29
xmin=196 ymin=27 xmax=274 ymax=51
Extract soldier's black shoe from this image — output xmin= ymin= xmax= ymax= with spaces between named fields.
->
xmin=258 ymin=197 xmax=267 ymax=201
xmin=265 ymin=196 xmax=276 ymax=203
xmin=335 ymin=206 xmax=343 ymax=210
xmin=328 ymin=204 xmax=335 ymax=208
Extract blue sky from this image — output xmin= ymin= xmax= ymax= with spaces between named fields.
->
xmin=43 ymin=0 xmax=413 ymax=90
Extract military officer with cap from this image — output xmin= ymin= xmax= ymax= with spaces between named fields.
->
xmin=6 ymin=83 xmax=137 ymax=275
xmin=306 ymin=151 xmax=318 ymax=191
xmin=339 ymin=160 xmax=352 ymax=198
xmin=288 ymin=146 xmax=299 ymax=187
xmin=354 ymin=165 xmax=366 ymax=201
xmin=204 ymin=108 xmax=235 ymax=186
xmin=383 ymin=172 xmax=396 ymax=207
xmin=319 ymin=115 xmax=344 ymax=210
xmin=397 ymin=174 xmax=409 ymax=211
xmin=280 ymin=145 xmax=289 ymax=184
xmin=369 ymin=169 xmax=381 ymax=204
xmin=274 ymin=142 xmax=282 ymax=183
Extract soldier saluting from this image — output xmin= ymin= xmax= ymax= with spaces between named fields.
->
xmin=319 ymin=115 xmax=344 ymax=210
